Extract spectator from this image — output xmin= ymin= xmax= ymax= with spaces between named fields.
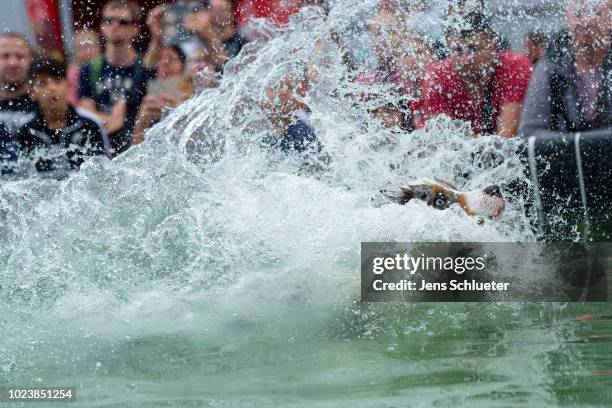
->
xmin=520 ymin=0 xmax=612 ymax=137
xmin=524 ymin=30 xmax=548 ymax=66
xmin=157 ymin=45 xmax=187 ymax=80
xmin=356 ymin=2 xmax=438 ymax=130
xmin=17 ymin=59 xmax=107 ymax=174
xmin=68 ymin=29 xmax=102 ymax=106
xmin=131 ymin=46 xmax=194 ymax=145
xmin=185 ymin=0 xmax=248 ymax=69
xmin=259 ymin=73 xmax=320 ymax=152
xmin=367 ymin=4 xmax=401 ymax=75
xmin=160 ymin=0 xmax=208 ymax=55
xmin=78 ymin=1 xmax=164 ymax=156
xmin=209 ymin=0 xmax=248 ymax=60
xmin=0 ymin=32 xmax=38 ymax=165
xmin=419 ymin=9 xmax=532 ymax=137
xmin=355 ymin=4 xmax=408 ymax=129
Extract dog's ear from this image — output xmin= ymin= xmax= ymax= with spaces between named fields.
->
xmin=397 ymin=186 xmax=415 ymax=205
xmin=382 ymin=186 xmax=414 ymax=205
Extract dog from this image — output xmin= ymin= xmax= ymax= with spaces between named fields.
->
xmin=384 ymin=177 xmax=505 ymax=221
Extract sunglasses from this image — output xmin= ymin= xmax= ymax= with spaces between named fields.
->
xmin=103 ymin=17 xmax=134 ymax=26
xmin=451 ymin=43 xmax=481 ymax=55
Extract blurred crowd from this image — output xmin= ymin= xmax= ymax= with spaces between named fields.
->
xmin=0 ymin=0 xmax=610 ymax=175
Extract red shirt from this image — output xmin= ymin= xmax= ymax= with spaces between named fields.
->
xmin=419 ymin=51 xmax=532 ymax=134
xmin=235 ymin=0 xmax=303 ymax=29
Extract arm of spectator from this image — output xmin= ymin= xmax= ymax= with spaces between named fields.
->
xmin=495 ymin=102 xmax=523 ymax=138
xmin=185 ymin=11 xmax=228 ymax=68
xmin=143 ymin=5 xmax=165 ymax=70
xmin=131 ymin=95 xmax=178 ymax=145
xmin=209 ymin=39 xmax=228 ymax=71
xmin=79 ymin=98 xmax=127 ymax=134
xmin=132 ymin=96 xmax=163 ymax=145
xmin=488 ymin=53 xmax=532 ymax=138
xmin=518 ymin=60 xmax=554 ymax=138
xmin=77 ymin=64 xmax=127 ymax=134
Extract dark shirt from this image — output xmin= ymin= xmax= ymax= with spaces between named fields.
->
xmin=263 ymin=115 xmax=320 ymax=153
xmin=17 ymin=107 xmax=106 ymax=172
xmin=0 ymin=94 xmax=39 ymax=162
xmin=0 ymin=123 xmax=8 ymax=159
xmin=78 ymin=58 xmax=156 ymax=155
xmin=223 ymin=32 xmax=248 ymax=60
xmin=520 ymin=30 xmax=612 ymax=136
xmin=278 ymin=119 xmax=320 ymax=153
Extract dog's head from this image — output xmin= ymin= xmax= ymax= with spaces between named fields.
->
xmin=385 ymin=177 xmax=505 ymax=220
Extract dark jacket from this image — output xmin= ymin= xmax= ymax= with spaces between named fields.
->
xmin=17 ymin=107 xmax=107 ymax=172
xmin=278 ymin=119 xmax=320 ymax=153
xmin=520 ymin=30 xmax=612 ymax=137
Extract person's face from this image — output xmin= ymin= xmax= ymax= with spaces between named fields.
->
xmin=30 ymin=75 xmax=69 ymax=112
xmin=209 ymin=0 xmax=234 ymax=29
xmin=525 ymin=39 xmax=544 ymax=64
xmin=100 ymin=7 xmax=139 ymax=45
xmin=566 ymin=0 xmax=612 ymax=49
xmin=449 ymin=32 xmax=496 ymax=82
xmin=74 ymin=32 xmax=100 ymax=64
xmin=157 ymin=48 xmax=184 ymax=79
xmin=0 ymin=37 xmax=32 ymax=88
xmin=395 ymin=35 xmax=435 ymax=86
xmin=369 ymin=10 xmax=402 ymax=67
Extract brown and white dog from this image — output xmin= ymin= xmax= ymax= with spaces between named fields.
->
xmin=385 ymin=177 xmax=505 ymax=221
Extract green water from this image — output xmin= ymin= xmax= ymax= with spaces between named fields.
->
xmin=2 ymin=302 xmax=611 ymax=408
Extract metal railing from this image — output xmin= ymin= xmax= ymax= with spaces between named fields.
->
xmin=525 ymin=129 xmax=612 ymax=241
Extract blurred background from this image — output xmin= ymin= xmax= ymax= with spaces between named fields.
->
xmin=1 ymin=0 xmax=565 ymax=60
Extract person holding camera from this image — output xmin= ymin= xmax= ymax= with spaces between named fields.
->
xmin=78 ymin=1 xmax=164 ymax=156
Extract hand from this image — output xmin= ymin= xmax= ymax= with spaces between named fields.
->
xmin=138 ymin=95 xmax=164 ymax=124
xmin=159 ymin=94 xmax=180 ymax=109
xmin=106 ymin=99 xmax=127 ymax=133
xmin=185 ymin=10 xmax=220 ymax=42
xmin=146 ymin=5 xmax=165 ymax=41
xmin=132 ymin=96 xmax=164 ymax=145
